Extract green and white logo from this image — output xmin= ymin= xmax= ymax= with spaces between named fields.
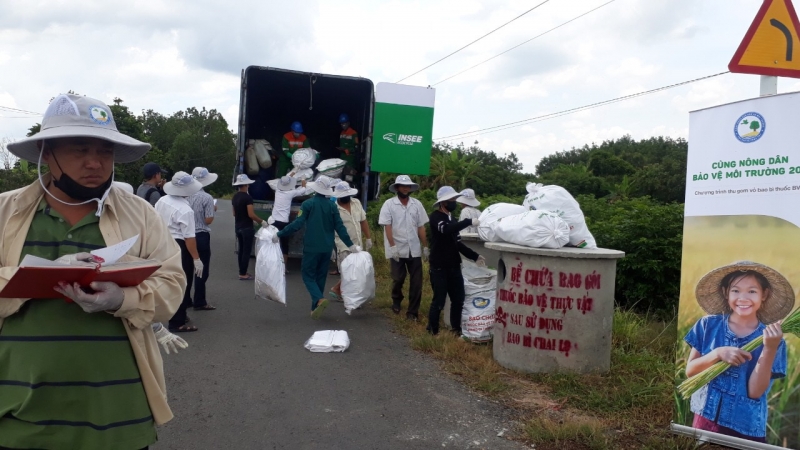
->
xmin=382 ymin=132 xmax=424 ymax=145
xmin=372 ymin=83 xmax=435 ymax=175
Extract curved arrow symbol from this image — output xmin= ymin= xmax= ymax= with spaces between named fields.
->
xmin=770 ymin=18 xmax=794 ymax=61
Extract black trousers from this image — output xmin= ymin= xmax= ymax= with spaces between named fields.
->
xmin=428 ymin=265 xmax=465 ymax=334
xmin=235 ymin=226 xmax=255 ymax=276
xmin=193 ymin=231 xmax=211 ymax=307
xmin=273 ymin=220 xmax=290 ymax=256
xmin=169 ymin=239 xmax=194 ymax=329
xmin=390 ymin=257 xmax=423 ymax=316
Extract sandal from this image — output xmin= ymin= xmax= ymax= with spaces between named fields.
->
xmin=170 ymin=324 xmax=198 ymax=333
xmin=193 ymin=305 xmax=217 ymax=311
xmin=328 ymin=290 xmax=341 ymax=301
xmin=238 ymin=274 xmax=254 ymax=280
xmin=329 ymin=270 xmax=340 ymax=276
xmin=311 ymin=299 xmax=329 ymax=320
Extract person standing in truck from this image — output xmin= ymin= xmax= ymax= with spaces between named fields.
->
xmin=278 ymin=121 xmax=309 ymax=178
xmin=337 ymin=113 xmax=358 ymax=167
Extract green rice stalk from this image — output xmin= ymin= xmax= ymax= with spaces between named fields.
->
xmin=677 ymin=309 xmax=800 ymax=400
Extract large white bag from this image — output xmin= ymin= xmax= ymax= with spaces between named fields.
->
xmin=245 ymin=145 xmax=259 ymax=176
xmin=255 ymin=226 xmax=286 ymax=305
xmin=304 ymin=330 xmax=350 ymax=353
xmin=316 ymin=158 xmax=347 ymax=178
xmin=252 ymin=139 xmax=273 ymax=169
xmin=494 ymin=210 xmax=570 ymax=249
xmin=291 ymin=148 xmax=318 ymax=170
xmin=461 ymin=261 xmax=497 ymax=342
xmin=293 ymin=168 xmax=314 ymax=181
xmin=523 ymin=183 xmax=597 ymax=249
xmin=476 ymin=203 xmax=529 ymax=242
xmin=340 ymin=251 xmax=376 ymax=314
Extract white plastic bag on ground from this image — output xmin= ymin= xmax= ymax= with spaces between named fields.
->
xmin=341 ymin=251 xmax=376 ymax=314
xmin=494 ymin=210 xmax=571 ymax=249
xmin=476 ymin=203 xmax=529 ymax=242
xmin=461 ymin=260 xmax=497 ymax=343
xmin=316 ymin=158 xmax=347 ymax=178
xmin=291 ymin=148 xmax=318 ymax=170
xmin=255 ymin=226 xmax=286 ymax=305
xmin=304 ymin=330 xmax=350 ymax=352
xmin=523 ymin=183 xmax=597 ymax=249
xmin=252 ymin=139 xmax=273 ymax=169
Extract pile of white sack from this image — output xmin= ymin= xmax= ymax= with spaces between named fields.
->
xmin=316 ymin=158 xmax=347 ymax=178
xmin=340 ymin=250 xmax=376 ymax=314
xmin=254 ymin=226 xmax=286 ymax=305
xmin=476 ymin=183 xmax=597 ymax=250
xmin=304 ymin=330 xmax=350 ymax=353
xmin=245 ymin=139 xmax=274 ymax=176
xmin=460 ymin=261 xmax=497 ymax=343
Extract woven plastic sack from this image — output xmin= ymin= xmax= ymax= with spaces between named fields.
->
xmin=255 ymin=226 xmax=286 ymax=305
xmin=340 ymin=250 xmax=375 ymax=315
xmin=293 ymin=168 xmax=314 ymax=181
xmin=304 ymin=330 xmax=350 ymax=352
xmin=461 ymin=260 xmax=497 ymax=343
xmin=476 ymin=203 xmax=528 ymax=242
xmin=494 ymin=210 xmax=570 ymax=249
xmin=252 ymin=139 xmax=273 ymax=169
xmin=291 ymin=148 xmax=318 ymax=170
xmin=316 ymin=158 xmax=347 ymax=178
xmin=245 ymin=145 xmax=259 ymax=176
xmin=522 ymin=183 xmax=596 ymax=249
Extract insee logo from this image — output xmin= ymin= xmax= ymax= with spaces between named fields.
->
xmin=383 ymin=132 xmax=423 ymax=145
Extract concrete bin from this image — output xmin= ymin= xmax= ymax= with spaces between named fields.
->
xmin=488 ymin=243 xmax=624 ymax=374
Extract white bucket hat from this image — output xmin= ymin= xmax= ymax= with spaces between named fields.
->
xmin=389 ymin=175 xmax=419 ymax=193
xmin=456 ymin=188 xmax=480 ymax=207
xmin=233 ymin=174 xmax=255 ymax=186
xmin=7 ymin=94 xmax=151 ymax=163
xmin=308 ymin=175 xmax=335 ymax=196
xmin=164 ymin=171 xmax=203 ymax=197
xmin=276 ymin=175 xmax=297 ymax=191
xmin=433 ymin=186 xmax=462 ymax=207
xmin=192 ymin=167 xmax=218 ymax=187
xmin=332 ymin=181 xmax=358 ymax=198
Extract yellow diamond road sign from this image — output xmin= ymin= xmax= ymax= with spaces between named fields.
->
xmin=729 ymin=0 xmax=800 ymax=78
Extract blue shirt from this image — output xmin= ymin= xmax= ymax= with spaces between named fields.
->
xmin=684 ymin=315 xmax=787 ymax=438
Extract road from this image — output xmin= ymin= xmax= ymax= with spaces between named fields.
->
xmin=156 ymin=200 xmax=522 ymax=450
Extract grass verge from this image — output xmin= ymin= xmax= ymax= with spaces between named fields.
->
xmin=367 ymin=233 xmax=726 ymax=449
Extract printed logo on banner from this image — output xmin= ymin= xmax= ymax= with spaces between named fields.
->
xmin=472 ymin=297 xmax=490 ymax=309
xmin=734 ymin=112 xmax=766 ymax=143
xmin=382 ymin=132 xmax=423 ymax=146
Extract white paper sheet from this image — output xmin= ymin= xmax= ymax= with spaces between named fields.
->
xmin=19 ymin=254 xmax=70 ymax=267
xmin=91 ymin=235 xmax=139 ymax=265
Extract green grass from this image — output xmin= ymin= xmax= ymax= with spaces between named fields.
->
xmin=525 ymin=417 xmax=610 ymax=450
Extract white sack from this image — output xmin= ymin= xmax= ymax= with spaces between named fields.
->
xmin=523 ymin=183 xmax=597 ymax=249
xmin=291 ymin=148 xmax=318 ymax=170
xmin=494 ymin=210 xmax=571 ymax=249
xmin=341 ymin=251 xmax=376 ymax=314
xmin=245 ymin=145 xmax=259 ymax=176
xmin=293 ymin=168 xmax=314 ymax=181
xmin=255 ymin=226 xmax=286 ymax=305
xmin=461 ymin=260 xmax=497 ymax=342
xmin=316 ymin=158 xmax=347 ymax=178
xmin=253 ymin=139 xmax=273 ymax=169
xmin=304 ymin=330 xmax=350 ymax=352
xmin=476 ymin=203 xmax=529 ymax=242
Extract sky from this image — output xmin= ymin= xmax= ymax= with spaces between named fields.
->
xmin=0 ymin=0 xmax=796 ymax=173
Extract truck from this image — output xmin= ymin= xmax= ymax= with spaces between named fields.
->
xmin=234 ymin=65 xmax=435 ymax=257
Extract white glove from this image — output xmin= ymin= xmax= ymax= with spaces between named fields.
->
xmin=365 ymin=239 xmax=373 ymax=251
xmin=56 ymin=252 xmax=99 ymax=267
xmin=471 ymin=218 xmax=480 ymax=227
xmin=422 ymin=247 xmax=430 ymax=262
xmin=193 ymin=259 xmax=204 ymax=278
xmin=349 ymin=245 xmax=361 ymax=253
xmin=261 ymin=220 xmax=269 ymax=228
xmin=476 ymin=255 xmax=487 ymax=267
xmin=54 ymin=281 xmax=124 ymax=313
xmin=267 ymin=216 xmax=276 ymax=225
xmin=152 ymin=322 xmax=189 ymax=355
xmin=389 ymin=246 xmax=400 ymax=262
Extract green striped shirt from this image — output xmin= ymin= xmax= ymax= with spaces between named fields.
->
xmin=0 ymin=200 xmax=156 ymax=450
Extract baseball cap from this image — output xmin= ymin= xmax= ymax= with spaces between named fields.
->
xmin=143 ymin=162 xmax=163 ymax=179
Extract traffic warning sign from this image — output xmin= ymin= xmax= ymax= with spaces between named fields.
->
xmin=729 ymin=0 xmax=800 ymax=78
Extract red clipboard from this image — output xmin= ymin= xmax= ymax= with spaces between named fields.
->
xmin=0 ymin=264 xmax=161 ymax=299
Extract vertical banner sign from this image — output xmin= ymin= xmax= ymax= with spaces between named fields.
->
xmin=674 ymin=92 xmax=800 ymax=449
xmin=371 ymin=83 xmax=435 ymax=175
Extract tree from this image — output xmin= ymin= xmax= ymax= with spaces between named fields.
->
xmin=750 ymin=121 xmax=760 ymax=133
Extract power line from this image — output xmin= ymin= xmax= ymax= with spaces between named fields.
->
xmin=395 ymin=0 xmax=551 ymax=83
xmin=435 ymin=71 xmax=731 ymax=141
xmin=0 ymin=105 xmax=41 ymax=115
xmin=433 ymin=0 xmax=617 ymax=86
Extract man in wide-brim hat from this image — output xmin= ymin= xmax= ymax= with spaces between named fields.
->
xmin=0 ymin=93 xmax=185 ymax=448
xmin=276 ymin=175 xmax=360 ymax=319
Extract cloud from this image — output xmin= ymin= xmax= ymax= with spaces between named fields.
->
xmin=498 ymin=79 xmax=548 ymax=99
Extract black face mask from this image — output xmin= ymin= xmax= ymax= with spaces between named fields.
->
xmin=444 ymin=201 xmax=458 ymax=212
xmin=338 ymin=196 xmax=351 ymax=204
xmin=51 ymin=154 xmax=113 ymax=201
xmin=397 ymin=192 xmax=410 ymax=199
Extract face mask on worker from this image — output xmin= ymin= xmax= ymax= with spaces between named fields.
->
xmin=444 ymin=200 xmax=458 ymax=212
xmin=338 ymin=196 xmax=351 ymax=204
xmin=37 ymin=143 xmax=114 ymax=216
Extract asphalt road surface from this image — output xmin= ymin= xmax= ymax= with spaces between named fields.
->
xmin=156 ymin=200 xmax=523 ymax=450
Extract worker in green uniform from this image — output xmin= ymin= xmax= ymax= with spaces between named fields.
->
xmin=278 ymin=121 xmax=309 ymax=177
xmin=337 ymin=113 xmax=359 ymax=168
xmin=274 ymin=175 xmax=360 ymax=319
